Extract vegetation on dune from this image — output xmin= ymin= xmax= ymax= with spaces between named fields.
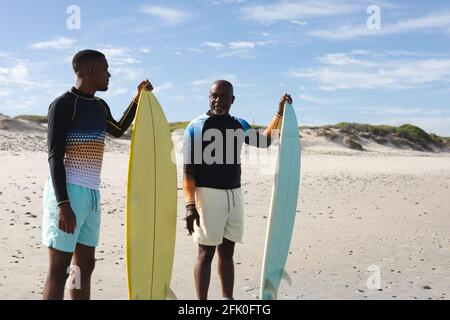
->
xmin=303 ymin=122 xmax=447 ymax=145
xmin=396 ymin=124 xmax=431 ymax=141
xmin=332 ymin=122 xmax=396 ymax=137
xmin=14 ymin=115 xmax=48 ymax=123
xmin=169 ymin=121 xmax=189 ymax=131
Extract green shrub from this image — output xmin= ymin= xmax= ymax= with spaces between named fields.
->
xmin=396 ymin=124 xmax=431 ymax=141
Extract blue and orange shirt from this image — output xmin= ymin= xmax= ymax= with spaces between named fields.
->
xmin=182 ymin=110 xmax=282 ymax=207
xmin=47 ymin=87 xmax=137 ymax=203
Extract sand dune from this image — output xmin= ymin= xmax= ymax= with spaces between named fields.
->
xmin=0 ymin=115 xmax=46 ymax=133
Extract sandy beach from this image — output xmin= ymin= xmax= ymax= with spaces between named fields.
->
xmin=0 ymin=125 xmax=449 ymax=300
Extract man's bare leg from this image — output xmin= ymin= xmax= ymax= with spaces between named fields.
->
xmin=42 ymin=247 xmax=73 ymax=300
xmin=217 ymin=238 xmax=235 ymax=299
xmin=194 ymin=244 xmax=216 ymax=300
xmin=69 ymin=243 xmax=96 ymax=300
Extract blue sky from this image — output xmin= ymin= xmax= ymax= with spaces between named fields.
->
xmin=1 ymin=0 xmax=450 ymax=135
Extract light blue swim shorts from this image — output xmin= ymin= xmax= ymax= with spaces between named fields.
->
xmin=42 ymin=177 xmax=101 ymax=253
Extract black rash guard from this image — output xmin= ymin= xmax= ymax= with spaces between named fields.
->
xmin=47 ymin=87 xmax=137 ymax=204
xmin=183 ymin=111 xmax=271 ymax=190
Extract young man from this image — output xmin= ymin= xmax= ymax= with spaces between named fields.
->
xmin=183 ymin=80 xmax=292 ymax=299
xmin=42 ymin=49 xmax=152 ymax=300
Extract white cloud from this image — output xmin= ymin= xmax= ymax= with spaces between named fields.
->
xmin=360 ymin=107 xmax=449 ymax=116
xmin=171 ymin=95 xmax=187 ymax=101
xmin=201 ymin=40 xmax=275 ymax=58
xmin=317 ymin=52 xmax=379 ymax=67
xmin=0 ymin=56 xmax=73 ymax=114
xmin=0 ymin=57 xmax=68 ymax=104
xmin=121 ymin=57 xmax=140 ymax=64
xmin=291 ymin=20 xmax=307 ymax=26
xmin=153 ymin=82 xmax=174 ymax=94
xmin=111 ymin=88 xmax=128 ymax=96
xmin=310 ymin=11 xmax=450 ymax=40
xmin=0 ymin=62 xmax=30 ymax=85
xmin=381 ymin=50 xmax=424 ymax=57
xmin=217 ymin=50 xmax=256 ymax=59
xmin=256 ymin=40 xmax=276 ymax=46
xmin=97 ymin=46 xmax=140 ymax=65
xmin=0 ymin=89 xmax=12 ymax=97
xmin=201 ymin=42 xmax=224 ymax=49
xmin=300 ymin=94 xmax=328 ymax=104
xmin=229 ymin=41 xmax=256 ymax=49
xmin=112 ymin=67 xmax=143 ymax=81
xmin=29 ymin=37 xmax=76 ymax=50
xmin=299 ymin=91 xmax=351 ymax=105
xmin=202 ymin=40 xmax=274 ymax=53
xmin=250 ymin=31 xmax=271 ymax=37
xmin=379 ymin=108 xmax=427 ymax=115
xmin=190 ymin=75 xmax=237 ymax=87
xmin=0 ymin=95 xmax=43 ymax=112
xmin=190 ymin=79 xmax=214 ymax=87
xmin=140 ymin=47 xmax=152 ymax=54
xmin=189 ymin=48 xmax=204 ymax=53
xmin=241 ymin=1 xmax=359 ymax=23
xmin=99 ymin=47 xmax=128 ymax=58
xmin=289 ymin=51 xmax=450 ymax=91
xmin=200 ymin=0 xmax=247 ymax=5
xmin=189 ymin=75 xmax=252 ymax=89
xmin=9 ymin=63 xmax=29 ymax=83
xmin=139 ymin=6 xmax=188 ymax=26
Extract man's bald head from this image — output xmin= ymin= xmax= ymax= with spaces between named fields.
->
xmin=209 ymin=80 xmax=235 ymax=116
xmin=210 ymin=80 xmax=234 ymax=95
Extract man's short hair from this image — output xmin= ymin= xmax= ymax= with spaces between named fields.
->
xmin=72 ymin=50 xmax=105 ymax=72
xmin=211 ymin=80 xmax=234 ymax=94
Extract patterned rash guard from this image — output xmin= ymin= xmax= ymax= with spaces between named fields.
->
xmin=47 ymin=87 xmax=137 ymax=204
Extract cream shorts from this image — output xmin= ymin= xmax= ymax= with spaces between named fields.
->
xmin=193 ymin=187 xmax=244 ymax=246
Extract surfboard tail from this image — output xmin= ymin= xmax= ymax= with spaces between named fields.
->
xmin=262 ymin=279 xmax=278 ymax=300
xmin=166 ymin=287 xmax=178 ymax=300
xmin=282 ymin=269 xmax=292 ymax=286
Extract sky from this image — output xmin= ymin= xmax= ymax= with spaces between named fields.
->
xmin=1 ymin=0 xmax=450 ymax=135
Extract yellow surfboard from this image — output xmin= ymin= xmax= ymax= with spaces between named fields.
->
xmin=126 ymin=91 xmax=177 ymax=300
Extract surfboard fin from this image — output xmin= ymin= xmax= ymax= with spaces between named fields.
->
xmin=281 ymin=270 xmax=292 ymax=286
xmin=263 ymin=280 xmax=278 ymax=300
xmin=166 ymin=287 xmax=178 ymax=300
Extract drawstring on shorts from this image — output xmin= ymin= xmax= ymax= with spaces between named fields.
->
xmin=225 ymin=189 xmax=236 ymax=213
